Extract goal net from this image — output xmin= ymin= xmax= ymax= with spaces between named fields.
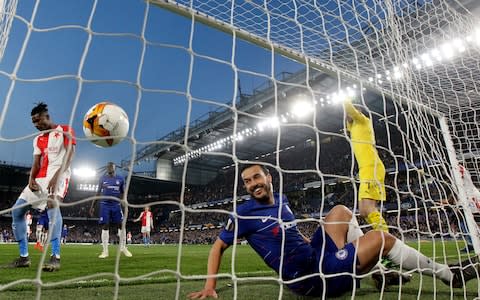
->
xmin=0 ymin=0 xmax=479 ymax=299
xmin=0 ymin=0 xmax=16 ymax=62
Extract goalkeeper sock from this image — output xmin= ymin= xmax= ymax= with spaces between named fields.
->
xmin=101 ymin=230 xmax=109 ymax=253
xmin=387 ymin=239 xmax=452 ymax=281
xmin=366 ymin=211 xmax=389 ymax=232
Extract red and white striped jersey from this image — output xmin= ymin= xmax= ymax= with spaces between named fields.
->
xmin=33 ymin=125 xmax=76 ymax=179
xmin=140 ymin=211 xmax=153 ymax=227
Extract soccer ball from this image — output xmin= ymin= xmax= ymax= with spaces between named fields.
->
xmin=82 ymin=102 xmax=129 ymax=147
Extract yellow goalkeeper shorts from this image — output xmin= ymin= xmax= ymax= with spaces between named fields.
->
xmin=358 ymin=165 xmax=386 ymax=202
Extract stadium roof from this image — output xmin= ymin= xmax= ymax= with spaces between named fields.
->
xmin=128 ymin=68 xmax=400 ymax=174
xmin=129 ymin=0 xmax=480 ymax=176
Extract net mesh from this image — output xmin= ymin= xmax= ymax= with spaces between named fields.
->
xmin=0 ymin=0 xmax=479 ymax=299
xmin=0 ymin=0 xmax=16 ymax=62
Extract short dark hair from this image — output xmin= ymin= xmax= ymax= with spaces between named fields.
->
xmin=31 ymin=102 xmax=48 ymax=116
xmin=240 ymin=164 xmax=270 ymax=176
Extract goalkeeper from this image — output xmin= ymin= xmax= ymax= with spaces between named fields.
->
xmin=188 ymin=164 xmax=478 ymax=298
xmin=344 ymin=98 xmax=388 ymax=232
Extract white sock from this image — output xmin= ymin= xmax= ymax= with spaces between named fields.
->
xmin=101 ymin=230 xmax=109 ymax=253
xmin=118 ymin=229 xmax=126 ymax=250
xmin=36 ymin=228 xmax=42 ymax=241
xmin=42 ymin=232 xmax=48 ymax=245
xmin=388 ymin=239 xmax=452 ymax=281
xmin=347 ymin=214 xmax=364 ymax=243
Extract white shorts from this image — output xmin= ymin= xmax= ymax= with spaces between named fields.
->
xmin=19 ymin=175 xmax=70 ymax=211
xmin=141 ymin=226 xmax=151 ymax=233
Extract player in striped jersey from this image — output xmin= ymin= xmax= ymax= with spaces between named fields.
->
xmin=134 ymin=206 xmax=154 ymax=247
xmin=6 ymin=102 xmax=75 ymax=271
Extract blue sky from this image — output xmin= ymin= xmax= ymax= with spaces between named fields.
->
xmin=0 ymin=0 xmax=303 ymax=172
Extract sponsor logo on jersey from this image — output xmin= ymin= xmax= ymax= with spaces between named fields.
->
xmin=225 ymin=218 xmax=235 ymax=231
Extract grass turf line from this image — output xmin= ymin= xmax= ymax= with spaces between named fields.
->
xmin=0 ymin=242 xmax=478 ymax=299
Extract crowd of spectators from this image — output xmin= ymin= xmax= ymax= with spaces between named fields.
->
xmin=0 ymin=121 xmax=471 ymax=247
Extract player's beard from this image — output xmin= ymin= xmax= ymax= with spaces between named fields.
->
xmin=249 ymin=183 xmax=271 ymax=204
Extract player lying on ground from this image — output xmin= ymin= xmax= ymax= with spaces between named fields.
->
xmin=188 ymin=164 xmax=479 ymax=298
xmin=6 ymin=102 xmax=75 ymax=272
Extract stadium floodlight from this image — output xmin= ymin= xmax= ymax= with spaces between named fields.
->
xmin=267 ymin=116 xmax=279 ymax=128
xmin=430 ymin=48 xmax=442 ymax=61
xmin=393 ymin=67 xmax=403 ymax=79
xmin=73 ymin=167 xmax=96 ymax=178
xmin=346 ymin=87 xmax=356 ymax=98
xmin=291 ymin=96 xmax=313 ymax=118
xmin=440 ymin=42 xmax=454 ymax=59
xmin=473 ymin=27 xmax=480 ymax=45
xmin=454 ymin=39 xmax=466 ymax=52
xmin=421 ymin=53 xmax=433 ymax=66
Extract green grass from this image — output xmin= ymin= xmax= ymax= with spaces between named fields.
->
xmin=0 ymin=242 xmax=477 ymax=299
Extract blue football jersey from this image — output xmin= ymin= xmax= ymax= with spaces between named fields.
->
xmin=219 ymin=194 xmax=315 ymax=279
xmin=97 ymin=175 xmax=125 ymax=203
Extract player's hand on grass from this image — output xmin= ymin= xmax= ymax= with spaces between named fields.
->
xmin=187 ymin=288 xmax=218 ymax=299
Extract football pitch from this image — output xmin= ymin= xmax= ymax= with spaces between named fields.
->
xmin=0 ymin=242 xmax=477 ymax=299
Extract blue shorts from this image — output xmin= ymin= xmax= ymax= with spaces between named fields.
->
xmin=288 ymin=228 xmax=360 ymax=297
xmin=37 ymin=210 xmax=49 ymax=230
xmin=98 ymin=202 xmax=123 ymax=225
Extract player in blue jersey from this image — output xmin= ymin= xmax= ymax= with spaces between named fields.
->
xmin=61 ymin=224 xmax=74 ymax=244
xmin=89 ymin=162 xmax=132 ymax=258
xmin=188 ymin=164 xmax=479 ymax=298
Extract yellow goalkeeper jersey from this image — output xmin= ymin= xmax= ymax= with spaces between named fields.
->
xmin=344 ymin=100 xmax=384 ymax=170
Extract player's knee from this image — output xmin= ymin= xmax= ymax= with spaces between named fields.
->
xmin=102 ymin=224 xmax=109 ymax=231
xmin=366 ymin=230 xmax=395 ymax=247
xmin=332 ymin=204 xmax=352 ymax=217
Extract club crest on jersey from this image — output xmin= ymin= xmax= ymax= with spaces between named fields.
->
xmin=116 ymin=180 xmax=120 ymax=185
xmin=335 ymin=248 xmax=348 ymax=260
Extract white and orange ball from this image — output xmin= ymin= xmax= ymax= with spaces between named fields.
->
xmin=82 ymin=102 xmax=129 ymax=147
